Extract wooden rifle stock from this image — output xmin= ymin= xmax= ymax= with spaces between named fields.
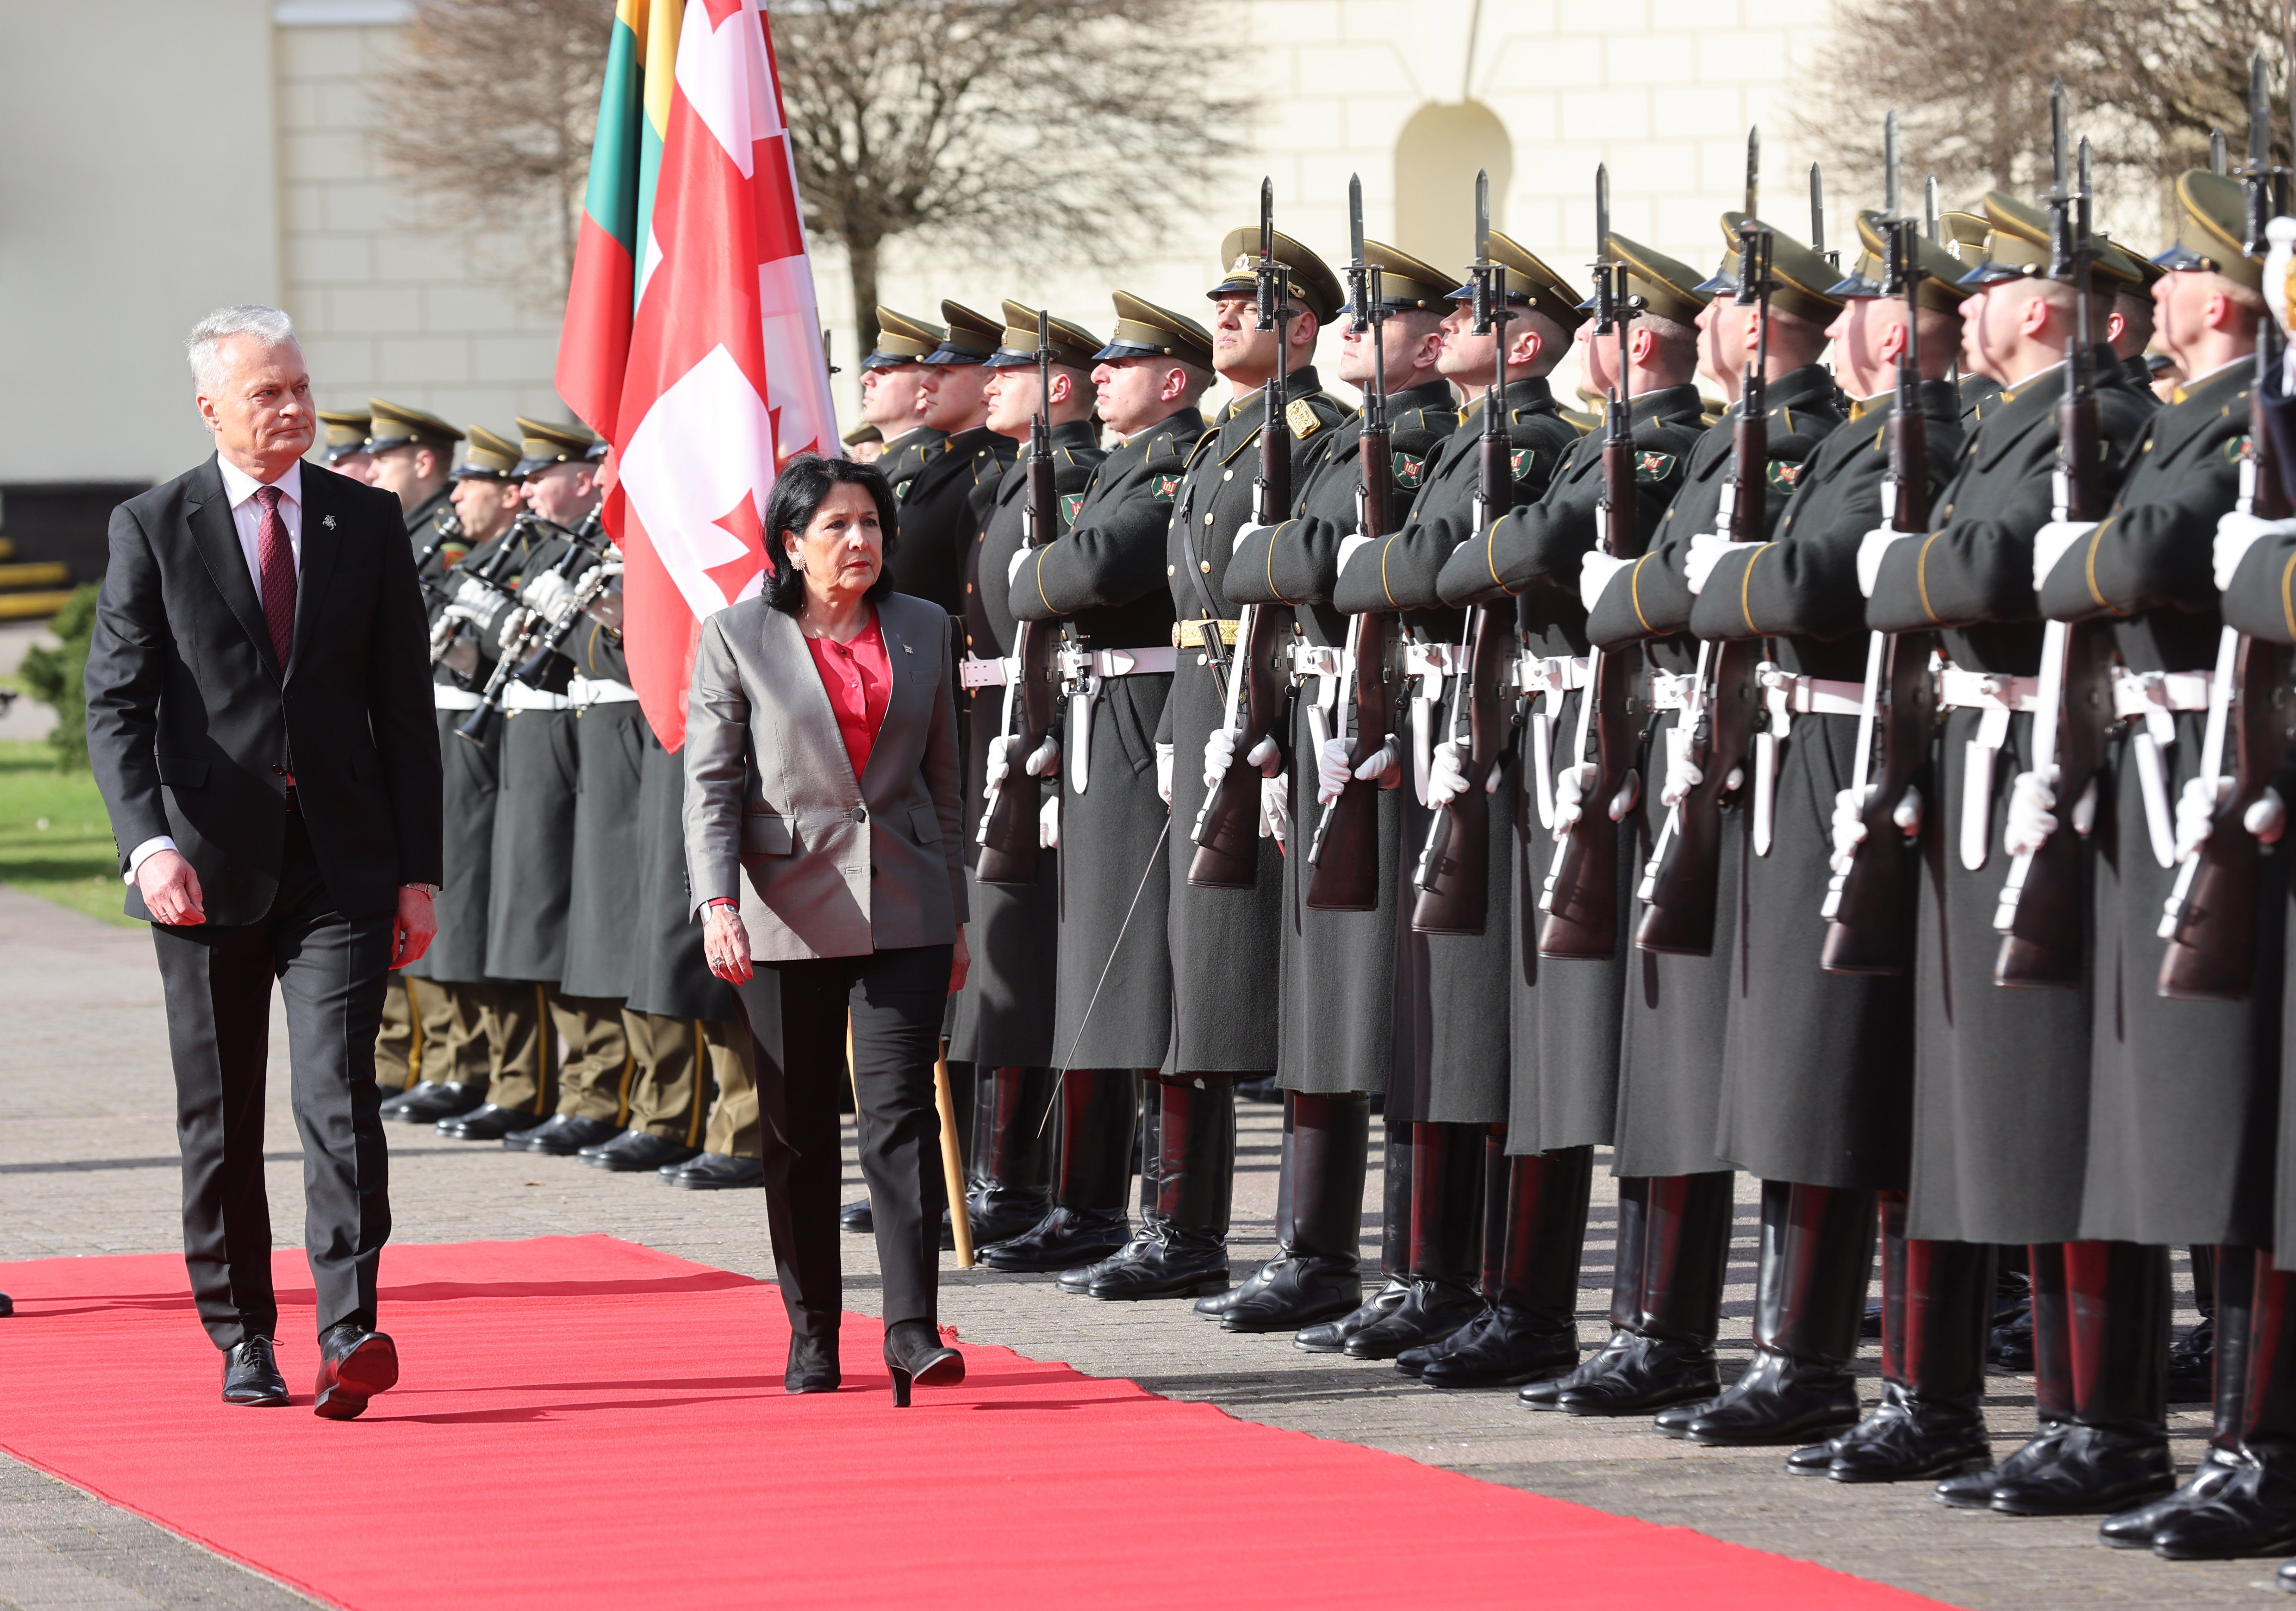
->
xmin=1412 ymin=607 xmax=1509 ymax=933
xmin=977 ymin=414 xmax=1065 ymax=886
xmin=1188 ymin=606 xmax=1293 ymax=887
xmin=1820 ymin=633 xmax=1935 ymax=973
xmin=1307 ymin=432 xmax=1396 ymax=911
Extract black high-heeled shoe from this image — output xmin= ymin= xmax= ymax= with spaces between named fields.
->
xmin=883 ymin=1319 xmax=964 ymax=1408
xmin=786 ymin=1333 xmax=839 ymax=1395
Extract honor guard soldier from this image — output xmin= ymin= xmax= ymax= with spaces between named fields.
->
xmin=1563 ymin=210 xmax=1848 ymax=1419
xmin=318 ymin=409 xmax=374 ymax=482
xmin=1939 ymin=212 xmax=2007 ymax=424
xmin=862 ymin=306 xmax=952 ymax=495
xmin=897 ymin=301 xmax=1019 ymax=620
xmin=1218 ymin=238 xmax=1459 ymax=1335
xmin=1667 ymin=209 xmax=1971 ymax=1458
xmin=950 ymin=303 xmax=1108 ymax=1242
xmin=364 ymin=397 xmax=464 ymax=564
xmin=1435 ymin=226 xmax=1711 ymax=1392
xmin=394 ymin=425 xmax=541 ymax=1126
xmin=1860 ymin=185 xmax=2157 ymax=1514
xmin=1312 ymin=224 xmax=1583 ymax=1367
xmin=985 ymin=292 xmax=1213 ymax=1274
xmin=2105 ymin=247 xmax=2167 ymax=393
xmin=2030 ymin=172 xmax=2284 ymax=1553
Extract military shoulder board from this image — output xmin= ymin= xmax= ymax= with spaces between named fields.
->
xmin=1509 ymin=448 xmax=1536 ymax=482
xmin=1765 ymin=459 xmax=1803 ymax=491
xmin=1635 ymin=452 xmax=1678 ymax=483
xmin=1060 ymin=492 xmax=1085 ymax=526
xmin=1286 ymin=397 xmax=1327 ymax=438
xmin=1393 ymin=452 xmax=1426 ymax=489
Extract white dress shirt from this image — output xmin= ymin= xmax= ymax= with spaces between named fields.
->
xmin=125 ymin=457 xmax=305 ymax=884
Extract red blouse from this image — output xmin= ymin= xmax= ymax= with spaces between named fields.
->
xmin=804 ymin=614 xmax=891 ymax=780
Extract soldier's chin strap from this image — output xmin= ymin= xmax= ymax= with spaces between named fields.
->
xmin=1035 ymin=819 xmax=1173 ymax=1137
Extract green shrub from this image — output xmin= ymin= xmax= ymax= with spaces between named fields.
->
xmin=19 ymin=583 xmax=101 ymax=772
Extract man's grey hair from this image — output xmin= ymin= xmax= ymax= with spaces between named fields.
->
xmin=187 ymin=305 xmax=298 ymax=393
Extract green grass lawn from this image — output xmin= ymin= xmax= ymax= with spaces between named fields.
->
xmin=0 ymin=739 xmax=135 ymax=927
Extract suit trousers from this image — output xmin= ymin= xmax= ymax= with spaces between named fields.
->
xmin=732 ymin=945 xmax=952 ymax=1337
xmin=150 ymin=813 xmax=394 ymax=1350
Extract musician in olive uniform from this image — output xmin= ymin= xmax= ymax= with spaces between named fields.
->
xmin=950 ymin=305 xmax=1108 ymax=1242
xmin=1061 ymin=224 xmax=1345 ymax=1304
xmin=1431 ymin=235 xmax=1708 ymax=1397
xmin=1862 ymin=190 xmax=2158 ymax=1516
xmin=1216 ymin=242 xmax=1457 ymax=1335
xmin=366 ymin=397 xmax=463 ymax=564
xmin=897 ymin=302 xmax=1019 ymax=620
xmin=1564 ymin=217 xmax=1847 ymax=1420
xmin=1668 ymin=213 xmax=1971 ymax=1458
xmin=1309 ymin=231 xmax=1582 ymax=1367
xmin=987 ymin=292 xmax=1212 ymax=1274
xmin=2026 ymin=175 xmax=2280 ymax=1552
xmin=863 ymin=307 xmax=951 ymax=495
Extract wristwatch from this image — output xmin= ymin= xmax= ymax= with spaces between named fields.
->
xmin=402 ymin=882 xmax=442 ymax=898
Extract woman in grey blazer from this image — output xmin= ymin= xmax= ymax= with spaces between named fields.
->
xmin=685 ymin=454 xmax=971 ymax=1405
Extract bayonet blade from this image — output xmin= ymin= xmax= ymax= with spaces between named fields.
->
xmin=1744 ymin=126 xmax=1760 ymax=222
xmin=1884 ymin=110 xmax=1900 ymax=217
xmin=1349 ymin=173 xmax=1365 ymax=270
xmin=1810 ymin=162 xmax=1826 ymax=256
xmin=2213 ymin=128 xmax=2229 ymax=175
xmin=2253 ymin=49 xmax=2271 ymax=173
xmin=1259 ymin=176 xmax=1274 ymax=262
xmin=1925 ymin=174 xmax=1940 ymax=241
xmin=1475 ymin=168 xmax=1490 ymax=263
xmin=1595 ymin=163 xmax=1611 ymax=261
xmin=2050 ymin=79 xmax=2067 ymax=195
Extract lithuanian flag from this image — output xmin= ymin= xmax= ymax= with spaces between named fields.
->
xmin=556 ymin=0 xmax=682 ymax=438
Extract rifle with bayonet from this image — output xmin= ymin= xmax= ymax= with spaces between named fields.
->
xmin=978 ymin=311 xmax=1067 ymax=886
xmin=1636 ymin=128 xmax=1770 ymax=955
xmin=1413 ymin=168 xmax=1515 ymax=935
xmin=1822 ymin=163 xmax=1938 ymax=973
xmin=1308 ymin=173 xmax=1401 ymax=910
xmin=2159 ymin=51 xmax=2295 ymax=1001
xmin=1992 ymin=90 xmax=2112 ymax=987
xmin=455 ymin=511 xmax=605 ymax=744
xmin=1191 ymin=179 xmax=1299 ymax=889
xmin=1540 ymin=165 xmax=1646 ymax=958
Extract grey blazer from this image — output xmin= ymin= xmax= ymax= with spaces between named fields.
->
xmin=683 ymin=591 xmax=967 ymax=962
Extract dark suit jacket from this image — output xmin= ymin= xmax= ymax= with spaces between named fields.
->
xmin=85 ymin=455 xmax=444 ymax=926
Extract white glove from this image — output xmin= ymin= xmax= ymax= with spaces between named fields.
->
xmin=1580 ymin=550 xmax=1634 ymax=615
xmin=1683 ymin=532 xmax=1730 ymax=596
xmin=1023 ymin=733 xmax=1059 ymax=777
xmin=1259 ymin=772 xmax=1290 ymax=846
xmin=1039 ymin=793 xmax=1059 ymax=849
xmin=440 ymin=600 xmax=485 ymax=629
xmin=454 ymin=576 xmax=496 ymax=610
xmin=1202 ymin=724 xmax=1236 ymax=791
xmin=1857 ymin=528 xmax=1905 ymax=598
xmin=1426 ymin=740 xmax=1468 ymax=808
xmin=2003 ymin=768 xmax=2059 ymax=858
xmin=1316 ymin=737 xmax=1355 ymax=805
xmin=2215 ymin=510 xmax=2296 ymax=593
xmin=1336 ymin=531 xmax=1374 ymax=578
xmin=2030 ymin=520 xmax=2096 ymax=594
xmin=1659 ymin=727 xmax=1704 ymax=808
xmin=1232 ymin=519 xmax=1271 ymax=554
xmin=1830 ymin=784 xmax=1922 ymax=873
xmin=1156 ymin=740 xmax=1174 ymax=805
xmin=519 ymin=568 xmax=574 ymax=624
xmin=1552 ymin=762 xmax=1638 ymax=835
xmin=2176 ymin=775 xmax=2290 ymax=860
xmin=1356 ymin=735 xmax=1399 ymax=787
xmin=1007 ymin=546 xmax=1031 ymax=587
xmin=982 ymin=734 xmax=1012 ymax=802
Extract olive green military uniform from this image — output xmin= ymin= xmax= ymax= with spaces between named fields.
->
xmin=896 ymin=301 xmax=1019 ymax=618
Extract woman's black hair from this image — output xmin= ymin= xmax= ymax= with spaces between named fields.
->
xmin=759 ymin=453 xmax=900 ymax=615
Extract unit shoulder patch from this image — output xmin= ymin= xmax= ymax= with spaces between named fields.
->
xmin=1394 ymin=452 xmax=1426 ymax=489
xmin=1509 ymin=448 xmax=1536 ymax=483
xmin=1059 ymin=492 xmax=1085 ymax=526
xmin=893 ymin=479 xmax=916 ymax=501
xmin=1766 ymin=459 xmax=1804 ymax=491
xmin=1287 ymin=397 xmax=1326 ymax=438
xmin=2227 ymin=434 xmax=2253 ymax=465
xmin=1151 ymin=473 xmax=1182 ymax=502
xmin=1634 ymin=451 xmax=1678 ymax=483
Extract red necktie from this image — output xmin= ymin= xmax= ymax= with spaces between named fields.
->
xmin=255 ymin=484 xmax=295 ymax=669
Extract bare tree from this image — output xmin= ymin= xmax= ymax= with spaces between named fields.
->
xmin=769 ymin=0 xmax=1246 ymax=356
xmin=374 ymin=0 xmax=610 ymax=302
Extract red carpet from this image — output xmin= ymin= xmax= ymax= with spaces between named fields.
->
xmin=0 ymin=1236 xmax=1955 ymax=1609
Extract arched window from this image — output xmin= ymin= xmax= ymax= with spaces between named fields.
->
xmin=1393 ymin=100 xmax=1512 ymax=278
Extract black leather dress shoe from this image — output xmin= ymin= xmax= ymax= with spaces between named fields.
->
xmin=1524 ymin=1329 xmax=1634 ymax=1410
xmin=1342 ymin=1278 xmax=1482 ymax=1360
xmin=1987 ymin=1425 xmax=2176 ymax=1516
xmin=667 ymin=1153 xmax=764 ymax=1190
xmin=786 ymin=1333 xmax=839 ymax=1394
xmin=584 ymin=1130 xmax=699 ymax=1172
xmin=2100 ymin=1452 xmax=2241 ymax=1549
xmin=313 ymin=1322 xmax=398 ymax=1421
xmin=2279 ymin=1558 xmax=2296 ymax=1592
xmin=2164 ymin=1316 xmax=2215 ymax=1405
xmin=1088 ymin=1228 xmax=1228 ymax=1301
xmin=438 ymin=1104 xmax=546 ymax=1142
xmin=966 ymin=1189 xmax=1056 ymax=1249
xmin=979 ymin=1207 xmax=1131 ymax=1273
xmin=376 ymin=1082 xmax=421 ymax=1118
xmin=222 ymin=1336 xmax=289 ymax=1406
xmin=1416 ymin=1303 xmax=1578 ymax=1390
xmin=1936 ymin=1424 xmax=2070 ymax=1508
xmin=1555 ymin=1332 xmax=1720 ymax=1417
xmin=393 ymin=1081 xmax=483 ymax=1124
xmin=1795 ymin=1392 xmax=1990 ymax=1483
xmin=1295 ymin=1277 xmax=1409 ymax=1354
xmin=1057 ymin=1229 xmax=1158 ymax=1295
xmin=509 ymin=1114 xmax=621 ymax=1155
xmin=841 ymin=1198 xmax=874 ymax=1234
xmin=1671 ymin=1353 xmax=1862 ymax=1446
xmin=1199 ymin=1256 xmax=1361 ymax=1333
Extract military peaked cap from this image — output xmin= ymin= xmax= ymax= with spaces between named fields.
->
xmin=1699 ymin=215 xmax=1846 ymax=322
xmin=1355 ymin=241 xmax=1458 ymax=314
xmin=984 ymin=300 xmax=1106 ymax=368
xmin=2153 ymin=170 xmax=2263 ymax=292
xmin=1960 ymin=191 xmax=2143 ymax=290
xmin=1094 ymin=291 xmax=1216 ymax=368
xmin=317 ymin=409 xmax=371 ymax=464
xmin=454 ymin=426 xmax=523 ymax=481
xmin=366 ymin=397 xmax=463 ymax=454
xmin=1209 ymin=228 xmax=1346 ymax=324
xmin=1581 ymin=233 xmax=1712 ymax=326
xmin=513 ymin=416 xmax=600 ymax=476
xmin=1442 ymin=231 xmax=1587 ymax=332
xmin=1827 ymin=210 xmax=1976 ymax=312
xmin=920 ymin=300 xmax=1002 ymax=365
xmin=863 ymin=307 xmax=945 ymax=370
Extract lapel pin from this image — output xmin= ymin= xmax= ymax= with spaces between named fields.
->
xmin=322 ymin=515 xmax=336 ymax=530
xmin=901 ymin=642 xmax=913 ymax=654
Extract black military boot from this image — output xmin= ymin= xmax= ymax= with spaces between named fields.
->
xmin=963 ymin=1067 xmax=1059 ymax=1246
xmin=2147 ymin=1257 xmax=2296 ymax=1560
xmin=1527 ymin=1173 xmax=1650 ymax=1408
xmin=1938 ymin=1241 xmax=2075 ymax=1507
xmin=1298 ymin=1121 xmax=1412 ymax=1353
xmin=1088 ymin=1076 xmax=1234 ymax=1300
xmin=1401 ymin=1127 xmax=1508 ymax=1378
xmin=1343 ymin=1122 xmax=1486 ymax=1358
xmin=1199 ymin=1090 xmax=1301 ymax=1325
xmin=1671 ymin=1183 xmax=1873 ymax=1445
xmin=1556 ymin=1172 xmax=1731 ymax=1415
xmin=982 ymin=1070 xmax=1137 ymax=1273
xmin=1060 ymin=1072 xmax=1160 ymax=1294
xmin=1418 ymin=1144 xmax=1592 ymax=1389
xmin=1206 ymin=1092 xmax=1368 ymax=1332
xmin=1800 ymin=1193 xmax=1993 ymax=1483
xmin=2105 ymin=1245 xmax=2255 ymax=1549
xmin=1982 ymin=1242 xmax=2175 ymax=1515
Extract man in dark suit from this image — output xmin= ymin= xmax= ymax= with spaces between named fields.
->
xmin=85 ymin=305 xmax=443 ymax=1419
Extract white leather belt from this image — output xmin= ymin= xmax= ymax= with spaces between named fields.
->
xmin=1403 ymin=640 xmax=1465 ymax=683
xmin=1759 ymin=667 xmax=1866 ymax=718
xmin=1517 ymin=655 xmax=1589 ymax=830
xmin=1936 ymin=668 xmax=2042 ymax=713
xmin=959 ymin=654 xmax=1009 ymax=690
xmin=433 ymin=684 xmax=483 ymax=711
xmin=1403 ymin=639 xmax=1464 ymax=804
xmin=1648 ymin=671 xmax=1700 ymax=711
xmin=1059 ymin=645 xmax=1177 ymax=680
xmin=2113 ymin=668 xmax=2213 ymax=870
xmin=1938 ymin=664 xmax=2041 ymax=872
xmin=1057 ymin=644 xmax=1177 ymax=799
xmin=1287 ymin=643 xmax=1344 ymax=681
xmin=1515 ymin=654 xmax=1590 ymax=697
xmin=501 ymin=681 xmax=575 ymax=712
xmin=569 ymin=675 xmax=641 ymax=706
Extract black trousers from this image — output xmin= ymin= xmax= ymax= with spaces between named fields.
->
xmin=150 ymin=814 xmax=394 ymax=1350
xmin=732 ymin=944 xmax=951 ymax=1337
